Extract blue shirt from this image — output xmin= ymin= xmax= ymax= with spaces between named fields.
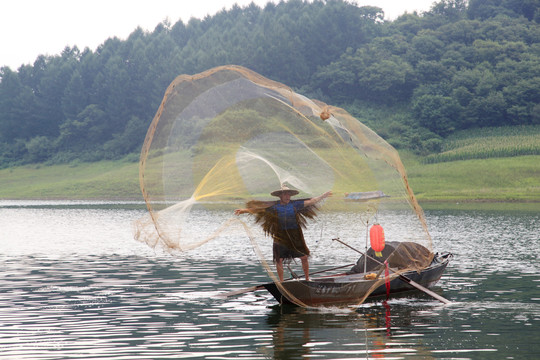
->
xmin=270 ymin=200 xmax=305 ymax=230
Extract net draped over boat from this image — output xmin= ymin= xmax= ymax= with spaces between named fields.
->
xmin=134 ymin=65 xmax=434 ymax=307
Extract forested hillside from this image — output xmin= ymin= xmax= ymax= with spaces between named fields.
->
xmin=0 ymin=0 xmax=538 ymax=167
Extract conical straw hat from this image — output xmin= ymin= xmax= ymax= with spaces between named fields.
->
xmin=270 ymin=184 xmax=299 ymax=197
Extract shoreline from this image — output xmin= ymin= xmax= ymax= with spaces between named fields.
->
xmin=1 ymin=155 xmax=538 ymax=210
xmin=1 ymin=197 xmax=539 ymax=212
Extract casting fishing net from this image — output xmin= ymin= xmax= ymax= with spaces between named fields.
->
xmin=134 ymin=65 xmax=434 ymax=307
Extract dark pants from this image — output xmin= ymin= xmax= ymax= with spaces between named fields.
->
xmin=272 ymin=228 xmax=309 ymax=263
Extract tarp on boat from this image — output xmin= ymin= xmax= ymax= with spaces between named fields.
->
xmin=348 ymin=241 xmax=433 ymax=274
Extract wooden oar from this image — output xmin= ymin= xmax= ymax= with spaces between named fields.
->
xmin=218 ymin=284 xmax=266 ymax=298
xmin=332 ymin=237 xmax=452 ymax=305
xmin=218 ymin=263 xmax=355 ymax=299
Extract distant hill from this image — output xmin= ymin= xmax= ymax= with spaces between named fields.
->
xmin=0 ymin=0 xmax=538 ymax=168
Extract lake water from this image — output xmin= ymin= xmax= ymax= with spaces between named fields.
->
xmin=1 ymin=201 xmax=538 ymax=359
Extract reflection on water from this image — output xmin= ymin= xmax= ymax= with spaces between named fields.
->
xmin=0 ymin=201 xmax=538 ymax=359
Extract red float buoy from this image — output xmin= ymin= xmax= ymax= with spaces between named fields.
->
xmin=370 ymin=224 xmax=385 ymax=257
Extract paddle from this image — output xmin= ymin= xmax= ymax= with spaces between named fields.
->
xmin=218 ymin=263 xmax=355 ymax=298
xmin=218 ymin=284 xmax=266 ymax=298
xmin=331 ymin=237 xmax=452 ymax=305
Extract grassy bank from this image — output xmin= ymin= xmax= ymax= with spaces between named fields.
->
xmin=403 ymin=154 xmax=540 ymax=202
xmin=0 ymin=160 xmax=141 ymax=200
xmin=402 ymin=125 xmax=540 ymax=204
xmin=1 ymin=124 xmax=539 ymax=207
xmin=1 ymin=153 xmax=539 ymax=207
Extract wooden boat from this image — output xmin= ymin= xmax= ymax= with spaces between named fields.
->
xmin=262 ymin=251 xmax=452 ymax=307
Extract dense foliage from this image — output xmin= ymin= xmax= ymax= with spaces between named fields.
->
xmin=0 ymin=0 xmax=538 ymax=167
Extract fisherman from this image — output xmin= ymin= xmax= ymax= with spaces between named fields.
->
xmin=234 ymin=184 xmax=332 ymax=282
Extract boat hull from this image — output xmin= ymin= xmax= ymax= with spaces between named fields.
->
xmin=263 ymin=253 xmax=451 ymax=306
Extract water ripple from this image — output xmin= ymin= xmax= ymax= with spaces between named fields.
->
xmin=1 ymin=204 xmax=539 ymax=359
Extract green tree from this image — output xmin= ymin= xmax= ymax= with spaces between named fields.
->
xmin=62 ymin=70 xmax=88 ymax=120
xmin=504 ymin=78 xmax=540 ymax=124
xmin=0 ymin=67 xmax=39 ymax=141
xmin=57 ymin=104 xmax=107 ymax=152
xmin=413 ymin=94 xmax=463 ymax=135
xmin=428 ymin=0 xmax=468 ymax=20
xmin=357 ymin=57 xmax=416 ymax=101
xmin=25 ymin=136 xmax=54 ymax=163
xmin=466 ymin=91 xmax=507 ymax=126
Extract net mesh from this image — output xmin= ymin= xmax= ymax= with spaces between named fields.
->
xmin=134 ymin=65 xmax=434 ymax=307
